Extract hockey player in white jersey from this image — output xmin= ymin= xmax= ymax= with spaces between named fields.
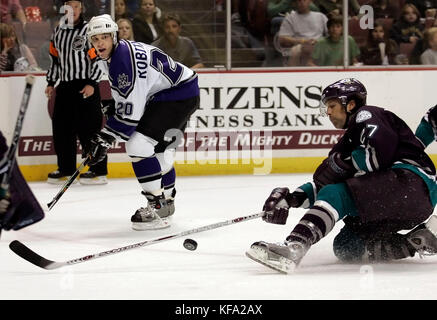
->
xmin=85 ymin=14 xmax=200 ymax=230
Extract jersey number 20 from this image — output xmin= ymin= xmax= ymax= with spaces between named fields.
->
xmin=116 ymin=102 xmax=133 ymax=116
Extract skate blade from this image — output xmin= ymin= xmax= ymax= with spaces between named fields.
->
xmin=79 ymin=177 xmax=108 ymax=185
xmin=245 ymin=246 xmax=295 ymax=274
xmin=47 ymin=177 xmax=77 ymax=185
xmin=131 ymin=217 xmax=171 ymax=231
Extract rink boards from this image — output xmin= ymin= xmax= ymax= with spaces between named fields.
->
xmin=1 ymin=68 xmax=437 ymax=181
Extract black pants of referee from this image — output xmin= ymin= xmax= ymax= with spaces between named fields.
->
xmin=52 ymin=80 xmax=108 ymax=176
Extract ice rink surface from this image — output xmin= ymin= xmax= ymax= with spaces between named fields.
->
xmin=1 ymin=173 xmax=437 ymax=301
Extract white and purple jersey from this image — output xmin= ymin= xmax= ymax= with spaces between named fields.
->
xmin=99 ymin=39 xmax=199 ymax=141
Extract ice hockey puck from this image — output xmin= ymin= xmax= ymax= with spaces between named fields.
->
xmin=183 ymin=238 xmax=198 ymax=251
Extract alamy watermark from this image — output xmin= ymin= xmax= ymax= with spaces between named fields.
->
xmin=164 ymin=124 xmax=274 ymax=175
xmin=59 ymin=5 xmax=74 ymax=29
xmin=359 ymin=5 xmax=375 ymax=30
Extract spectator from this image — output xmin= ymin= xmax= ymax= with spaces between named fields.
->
xmin=268 ymin=0 xmax=321 ymax=38
xmin=421 ymin=27 xmax=437 ymax=64
xmin=117 ymin=18 xmax=135 ymax=40
xmin=152 ymin=13 xmax=205 ymax=69
xmin=313 ymin=0 xmax=361 ymax=19
xmin=406 ymin=0 xmax=437 ymax=19
xmin=276 ymin=0 xmax=328 ymax=66
xmin=268 ymin=0 xmax=320 ymax=19
xmin=367 ymin=0 xmax=401 ymax=20
xmin=390 ymin=3 xmax=424 ymax=46
xmin=359 ymin=21 xmax=399 ymax=65
xmin=45 ymin=0 xmax=108 ymax=185
xmin=308 ymin=14 xmax=360 ymax=66
xmin=0 ymin=0 xmax=27 ymax=28
xmin=115 ymin=0 xmax=131 ymax=21
xmin=132 ymin=0 xmax=163 ymax=44
xmin=408 ymin=17 xmax=437 ymax=64
xmin=0 ymin=23 xmax=38 ymax=72
xmin=21 ymin=0 xmax=56 ymax=22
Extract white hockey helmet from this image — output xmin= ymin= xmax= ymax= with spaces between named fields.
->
xmin=87 ymin=14 xmax=118 ymax=45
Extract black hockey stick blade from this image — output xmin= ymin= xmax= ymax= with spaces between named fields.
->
xmin=9 ymin=240 xmax=62 ymax=270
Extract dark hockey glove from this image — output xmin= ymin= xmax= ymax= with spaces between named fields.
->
xmin=262 ymin=187 xmax=291 ymax=225
xmin=313 ymin=152 xmax=356 ymax=190
xmin=101 ymin=99 xmax=115 ymax=118
xmin=87 ymin=132 xmax=115 ymax=166
xmin=262 ymin=188 xmax=309 ymax=224
xmin=286 ymin=189 xmax=308 ymax=208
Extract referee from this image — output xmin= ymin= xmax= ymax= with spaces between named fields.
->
xmin=45 ymin=0 xmax=108 ymax=185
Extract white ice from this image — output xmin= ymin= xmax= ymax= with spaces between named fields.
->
xmin=1 ymin=173 xmax=437 ymax=300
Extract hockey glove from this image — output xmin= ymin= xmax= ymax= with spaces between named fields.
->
xmin=313 ymin=152 xmax=356 ymax=190
xmin=87 ymin=132 xmax=115 ymax=166
xmin=101 ymin=99 xmax=115 ymax=118
xmin=262 ymin=187 xmax=291 ymax=225
xmin=0 ymin=198 xmax=10 ymax=214
xmin=286 ymin=189 xmax=308 ymax=208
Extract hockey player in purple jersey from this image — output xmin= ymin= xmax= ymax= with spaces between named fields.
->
xmin=0 ymin=131 xmax=44 ymax=234
xmin=84 ymin=14 xmax=199 ymax=230
xmin=246 ymin=78 xmax=437 ymax=273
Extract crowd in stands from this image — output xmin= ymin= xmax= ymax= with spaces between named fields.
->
xmin=0 ymin=0 xmax=206 ymax=72
xmin=2 ymin=0 xmax=437 ymax=71
xmin=237 ymin=0 xmax=437 ymax=66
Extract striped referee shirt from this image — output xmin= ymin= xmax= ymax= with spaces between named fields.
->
xmin=46 ymin=16 xmax=102 ymax=86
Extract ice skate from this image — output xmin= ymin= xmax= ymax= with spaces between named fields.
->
xmin=131 ymin=192 xmax=172 ymax=230
xmin=406 ymin=215 xmax=437 ymax=257
xmin=154 ymin=189 xmax=176 ymax=218
xmin=246 ymin=240 xmax=309 ymax=274
xmin=47 ymin=170 xmax=77 ymax=185
xmin=79 ymin=171 xmax=108 ymax=185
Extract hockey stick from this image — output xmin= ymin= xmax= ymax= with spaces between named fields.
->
xmin=0 ymin=75 xmax=35 ymax=195
xmin=9 ymin=211 xmax=266 ymax=270
xmin=46 ymin=156 xmax=90 ymax=211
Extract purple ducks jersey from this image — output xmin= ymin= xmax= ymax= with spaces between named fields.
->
xmin=331 ymin=105 xmax=435 ymax=176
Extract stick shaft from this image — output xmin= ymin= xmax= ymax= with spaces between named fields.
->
xmin=47 ymin=157 xmax=90 ymax=210
xmin=1 ymin=76 xmax=34 ymax=189
xmin=10 ymin=212 xmax=265 ymax=269
xmin=66 ymin=211 xmax=265 ymax=266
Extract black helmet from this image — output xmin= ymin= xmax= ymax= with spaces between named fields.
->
xmin=321 ymin=78 xmax=367 ymax=109
xmin=320 ymin=78 xmax=367 ymax=129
